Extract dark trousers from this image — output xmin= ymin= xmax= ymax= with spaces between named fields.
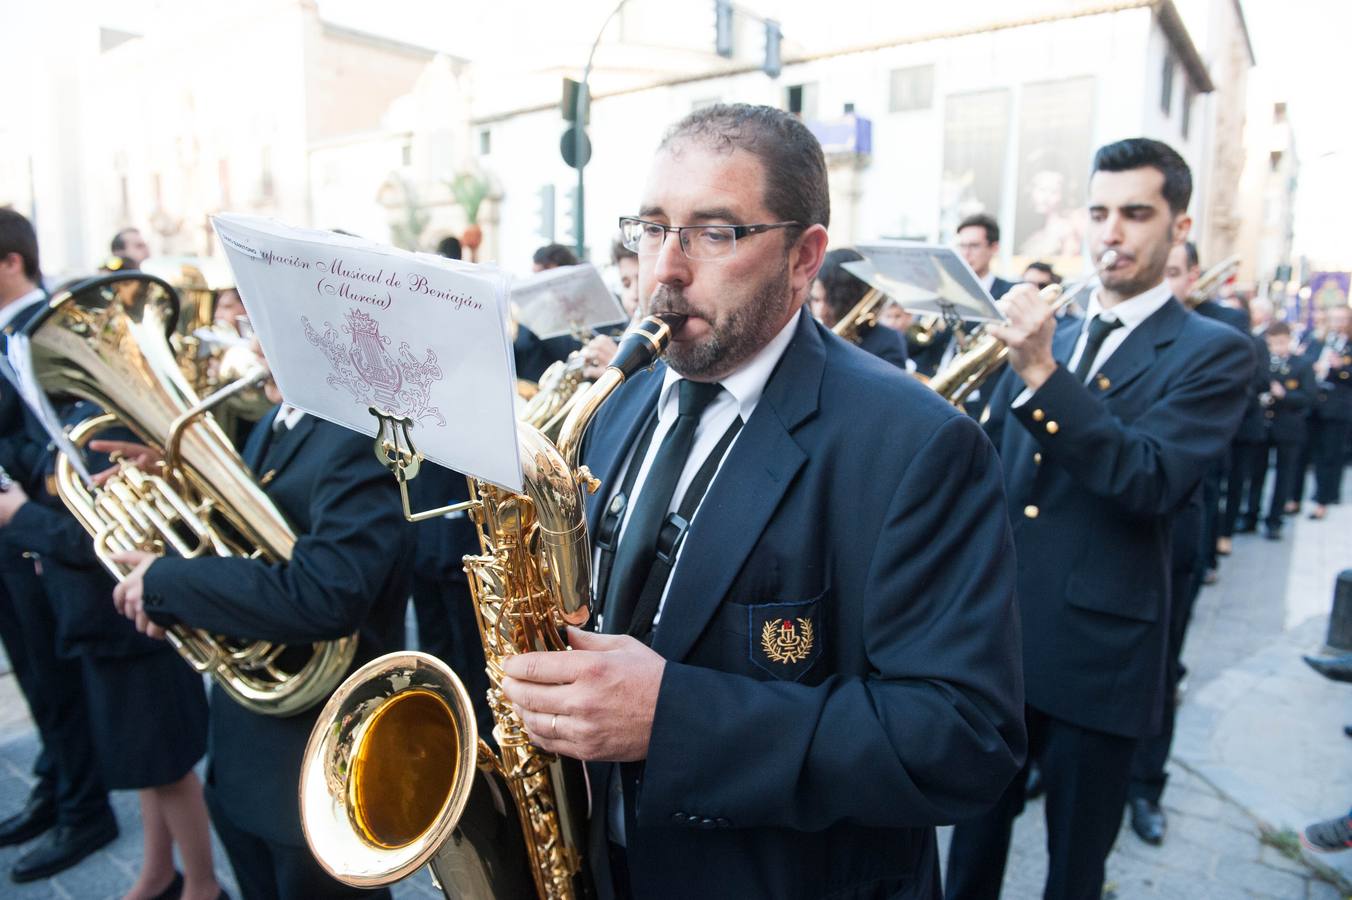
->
xmin=1243 ymin=440 xmax=1303 ymax=527
xmin=0 ymin=563 xmax=109 ymax=825
xmin=1220 ymin=439 xmax=1250 ymax=537
xmin=206 ymin=789 xmax=389 ymax=900
xmin=946 ymin=707 xmax=1136 ymax=900
xmin=1312 ymin=417 xmax=1352 ymax=504
xmin=1129 ymin=563 xmax=1199 ymax=802
xmin=0 ymin=579 xmax=53 ymax=791
xmin=1200 ymin=456 xmax=1226 ymax=570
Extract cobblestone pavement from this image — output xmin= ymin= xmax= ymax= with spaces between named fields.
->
xmin=1 ymin=484 xmax=1350 ymax=898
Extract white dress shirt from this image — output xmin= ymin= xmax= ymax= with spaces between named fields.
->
xmin=273 ymin=402 xmax=306 ymax=432
xmin=596 ymin=308 xmax=801 ymax=628
xmin=1014 ymin=280 xmax=1173 ymax=406
xmin=0 ymin=288 xmax=46 ymax=334
xmin=600 ymin=308 xmax=800 ymax=844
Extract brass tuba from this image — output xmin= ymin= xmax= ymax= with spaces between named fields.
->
xmin=29 ymin=272 xmax=357 ymax=716
xmin=300 ymin=314 xmax=684 ymax=899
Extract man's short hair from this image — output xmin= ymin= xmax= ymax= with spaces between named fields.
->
xmin=1183 ymin=240 xmax=1199 ymax=270
xmin=957 ymin=213 xmax=999 ymax=245
xmin=0 ymin=208 xmax=40 ymax=282
xmin=659 ymin=103 xmax=829 ymax=233
xmin=533 ymin=243 xmax=578 ymax=269
xmin=1023 ymin=261 xmax=1061 ymax=285
xmin=436 ymin=236 xmax=462 ymax=260
xmin=110 ymin=227 xmax=139 ymax=254
xmin=1092 ymin=138 xmax=1193 ymax=214
xmin=611 ymin=236 xmax=637 ymax=265
xmin=1266 ymin=320 xmax=1291 ymax=338
xmin=816 ymin=248 xmax=870 ymax=321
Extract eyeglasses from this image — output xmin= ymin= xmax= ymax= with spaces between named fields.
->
xmin=618 ymin=216 xmax=803 ymax=261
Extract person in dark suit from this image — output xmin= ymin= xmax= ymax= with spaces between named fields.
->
xmin=499 ymin=103 xmax=1025 ymax=900
xmin=1309 ymin=305 xmax=1352 ymax=520
xmin=909 ymin=213 xmax=1015 ymax=379
xmin=1124 ymin=240 xmax=1256 ymax=846
xmin=0 ymin=210 xmax=121 ymax=882
xmin=1290 ymin=307 xmax=1327 ymax=513
xmin=108 ymin=361 xmax=416 ymax=900
xmin=1242 ymin=322 xmax=1314 ymax=540
xmin=810 ymin=247 xmax=908 ymax=369
xmin=946 ymin=138 xmax=1254 ymax=900
xmin=0 ymin=403 xmax=221 ymax=899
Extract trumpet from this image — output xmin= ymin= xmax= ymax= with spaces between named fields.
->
xmin=928 ymin=250 xmax=1119 ymax=406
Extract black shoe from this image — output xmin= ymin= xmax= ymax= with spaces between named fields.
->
xmin=1129 ymin=797 xmax=1165 ymax=845
xmin=0 ymin=791 xmax=57 ymax=847
xmin=1025 ymin=762 xmax=1045 ymax=799
xmin=1235 ymin=518 xmax=1257 ymax=534
xmin=1304 ymin=653 xmax=1352 ymax=684
xmin=10 ymin=815 xmax=117 ymax=883
xmin=1263 ymin=523 xmax=1282 ymax=541
xmin=148 ymin=870 xmax=184 ymax=900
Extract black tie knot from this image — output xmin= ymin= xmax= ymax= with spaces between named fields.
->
xmin=677 ymin=379 xmax=722 ymax=418
xmin=1087 ymin=315 xmax=1123 ymax=343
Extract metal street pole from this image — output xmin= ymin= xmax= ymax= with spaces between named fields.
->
xmin=575 ymin=0 xmax=630 ymax=260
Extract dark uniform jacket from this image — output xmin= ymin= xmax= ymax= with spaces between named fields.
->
xmin=1316 ymin=335 xmax=1352 ymax=423
xmin=984 ymin=298 xmax=1253 ymax=739
xmin=142 ymin=410 xmax=415 ymax=846
xmin=580 ymin=312 xmax=1025 ymax=900
xmin=514 ymin=325 xmax=583 ymax=383
xmin=1259 ymin=354 xmax=1315 ymax=444
xmin=856 ymin=321 xmax=908 ymax=370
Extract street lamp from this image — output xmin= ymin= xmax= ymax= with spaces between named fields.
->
xmin=571 ymin=0 xmax=632 ymax=260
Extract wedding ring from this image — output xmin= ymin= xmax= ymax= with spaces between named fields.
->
xmin=551 ymin=713 xmax=559 ymax=739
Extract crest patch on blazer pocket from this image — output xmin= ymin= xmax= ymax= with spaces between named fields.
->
xmin=749 ymin=600 xmax=822 ymax=681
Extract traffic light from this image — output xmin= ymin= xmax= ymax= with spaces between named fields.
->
xmin=763 ymin=19 xmax=782 ymax=78
xmin=715 ymin=0 xmax=734 ymax=58
xmin=536 ymin=185 xmax=555 ymax=241
xmin=561 ymin=78 xmax=588 ymax=124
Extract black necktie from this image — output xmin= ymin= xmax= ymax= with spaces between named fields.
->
xmin=603 ymin=379 xmax=723 ymax=635
xmin=1072 ymin=315 xmax=1124 ymax=383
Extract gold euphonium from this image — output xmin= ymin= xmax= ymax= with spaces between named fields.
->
xmin=30 ymin=272 xmax=357 ymax=716
xmin=1184 ymin=255 xmax=1241 ymax=310
xmin=300 ymin=314 xmax=684 ymax=899
xmin=832 ymin=287 xmax=886 ymax=345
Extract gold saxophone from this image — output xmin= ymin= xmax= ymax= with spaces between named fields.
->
xmin=300 ymin=314 xmax=684 ymax=899
xmin=32 ymin=272 xmax=357 ymax=716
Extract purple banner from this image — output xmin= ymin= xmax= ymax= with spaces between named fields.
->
xmin=1310 ymin=271 xmax=1351 ymax=309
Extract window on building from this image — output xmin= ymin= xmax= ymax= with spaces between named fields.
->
xmin=478 ymin=129 xmax=492 ymax=156
xmin=889 ymin=65 xmax=934 ymax=112
xmin=1270 ymin=150 xmax=1284 ymax=173
xmin=1273 ymin=102 xmax=1287 ymax=124
xmin=785 ymin=82 xmax=817 ymax=119
xmin=1160 ymin=51 xmax=1175 ymax=116
xmin=401 ymin=142 xmax=413 ymax=167
xmin=1181 ymin=83 xmax=1195 ymax=139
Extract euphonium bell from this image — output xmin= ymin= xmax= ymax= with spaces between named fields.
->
xmin=29 ymin=272 xmax=356 ymax=716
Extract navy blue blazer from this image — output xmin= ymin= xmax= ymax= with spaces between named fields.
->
xmin=855 ymin=321 xmax=908 ymax=370
xmin=0 ymin=302 xmax=53 ymax=492
xmin=1317 ymin=338 xmax=1352 ymax=423
xmin=1258 ymin=354 xmax=1315 ymax=444
xmin=984 ymin=298 xmax=1254 ymax=738
xmin=142 ymin=410 xmax=415 ymax=845
xmin=580 ymin=312 xmax=1024 ymax=900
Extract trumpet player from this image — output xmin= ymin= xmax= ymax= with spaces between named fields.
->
xmin=947 ymin=138 xmax=1255 ymax=900
xmin=108 ymin=348 xmax=415 ymax=900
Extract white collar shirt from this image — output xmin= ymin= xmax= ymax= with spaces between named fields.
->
xmin=273 ymin=403 xmax=306 ymax=432
xmin=1067 ymin=280 xmax=1174 ymax=380
xmin=595 ymin=307 xmax=801 ymax=628
xmin=0 ymin=289 xmax=46 ymax=334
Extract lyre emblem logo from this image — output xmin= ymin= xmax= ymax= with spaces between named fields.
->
xmin=302 ymin=309 xmax=446 ymax=426
xmin=760 ymin=617 xmax=814 ymax=665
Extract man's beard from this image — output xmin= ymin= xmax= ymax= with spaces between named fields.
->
xmin=650 ymin=258 xmax=791 ymax=380
xmin=1101 ymin=229 xmax=1173 ymax=299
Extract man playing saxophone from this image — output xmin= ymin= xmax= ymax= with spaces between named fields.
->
xmin=500 ymin=103 xmax=1025 ymax=900
xmin=108 ymin=350 xmax=415 ymax=900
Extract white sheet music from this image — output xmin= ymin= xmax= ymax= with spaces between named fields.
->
xmin=848 ymin=242 xmax=1004 ymax=322
xmin=212 ymin=214 xmax=523 ymax=492
xmin=512 ymin=263 xmax=628 ymax=339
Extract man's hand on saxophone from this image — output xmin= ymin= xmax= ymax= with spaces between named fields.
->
xmin=501 ymin=626 xmax=666 ymax=762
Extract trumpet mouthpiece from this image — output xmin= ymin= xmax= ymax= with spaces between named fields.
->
xmin=1098 ymin=250 xmax=1119 ymax=270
